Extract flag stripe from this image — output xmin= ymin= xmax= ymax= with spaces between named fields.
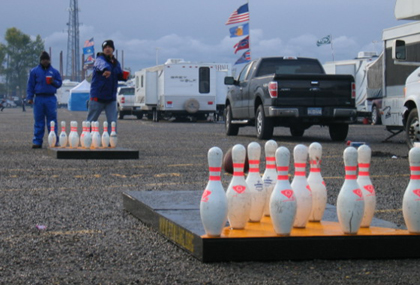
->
xmin=226 ymin=4 xmax=249 ymax=25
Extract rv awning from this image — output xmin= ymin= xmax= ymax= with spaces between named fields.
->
xmin=395 ymin=0 xmax=420 ymax=20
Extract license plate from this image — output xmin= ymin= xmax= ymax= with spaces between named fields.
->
xmin=308 ymin=107 xmax=322 ymax=115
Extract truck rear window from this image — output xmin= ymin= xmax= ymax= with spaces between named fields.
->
xmin=256 ymin=58 xmax=324 ymax=77
xmin=119 ymin=88 xmax=134 ymax=95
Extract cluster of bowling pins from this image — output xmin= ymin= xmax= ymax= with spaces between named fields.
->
xmin=200 ymin=140 xmax=378 ymax=237
xmin=48 ymin=121 xmax=117 ymax=149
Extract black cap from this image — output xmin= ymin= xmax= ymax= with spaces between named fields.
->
xmin=102 ymin=40 xmax=115 ymax=51
xmin=40 ymin=51 xmax=50 ymax=61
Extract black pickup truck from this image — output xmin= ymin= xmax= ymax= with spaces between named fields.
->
xmin=224 ymin=57 xmax=357 ymax=140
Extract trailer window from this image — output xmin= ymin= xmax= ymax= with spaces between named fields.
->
xmin=199 ymin=67 xmax=210 ymax=93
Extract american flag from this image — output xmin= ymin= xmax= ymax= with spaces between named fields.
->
xmin=84 ymin=38 xmax=94 ymax=47
xmin=225 ymin=3 xmax=249 ymax=25
xmin=234 ymin=36 xmax=250 ymax=54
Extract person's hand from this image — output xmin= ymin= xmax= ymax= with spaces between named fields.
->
xmin=28 ymin=99 xmax=33 ymax=104
xmin=103 ymin=70 xmax=111 ymax=78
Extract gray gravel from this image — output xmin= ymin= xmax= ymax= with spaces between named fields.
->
xmin=1 ymin=107 xmax=419 ymax=284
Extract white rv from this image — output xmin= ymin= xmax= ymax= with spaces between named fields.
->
xmin=134 ymin=59 xmax=231 ymax=121
xmin=365 ymin=0 xmax=420 ymax=147
xmin=56 ymin=80 xmax=79 ymax=108
xmin=324 ymin=52 xmax=378 ymax=120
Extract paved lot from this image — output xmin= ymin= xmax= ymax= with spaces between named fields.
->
xmin=0 ymin=107 xmax=419 ymax=284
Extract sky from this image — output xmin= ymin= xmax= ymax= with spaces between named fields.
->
xmin=0 ymin=0 xmax=408 ymax=76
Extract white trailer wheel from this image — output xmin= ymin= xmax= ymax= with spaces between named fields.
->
xmin=184 ymin=98 xmax=200 ymax=114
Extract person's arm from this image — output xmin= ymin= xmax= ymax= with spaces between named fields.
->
xmin=26 ymin=70 xmax=35 ymax=103
xmin=51 ymin=69 xmax=62 ymax=88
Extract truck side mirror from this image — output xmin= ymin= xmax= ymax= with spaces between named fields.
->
xmin=224 ymin=76 xmax=236 ymax=85
xmin=393 ymin=40 xmax=406 ymax=60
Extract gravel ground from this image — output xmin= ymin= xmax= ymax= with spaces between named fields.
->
xmin=1 ymin=107 xmax=419 ymax=284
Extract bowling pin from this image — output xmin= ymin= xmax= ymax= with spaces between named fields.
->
xmin=83 ymin=121 xmax=92 ymax=149
xmin=48 ymin=121 xmax=57 ymax=148
xmin=110 ymin=121 xmax=117 ymax=148
xmin=80 ymin=121 xmax=86 ymax=148
xmin=337 ymin=147 xmax=365 ymax=234
xmin=246 ymin=142 xmax=266 ymax=222
xmin=102 ymin=121 xmax=110 ymax=148
xmin=262 ymin=140 xmax=278 ymax=216
xmin=270 ymin=146 xmax=297 ymax=236
xmin=200 ymin=147 xmax=228 ymax=237
xmin=357 ymin=145 xmax=376 ymax=228
xmin=291 ymin=144 xmax=312 ymax=228
xmin=308 ymin=142 xmax=327 ymax=222
xmin=403 ymin=147 xmax=420 ymax=233
xmin=226 ymin=144 xmax=252 ymax=229
xmin=68 ymin=121 xmax=79 ymax=148
xmin=59 ymin=121 xmax=67 ymax=148
xmin=91 ymin=121 xmax=101 ymax=149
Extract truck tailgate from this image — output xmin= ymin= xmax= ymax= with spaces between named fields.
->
xmin=273 ymin=74 xmax=354 ymax=106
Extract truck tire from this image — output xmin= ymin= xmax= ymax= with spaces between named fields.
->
xmin=406 ymin=108 xmax=420 ymax=148
xmin=290 ymin=126 xmax=305 ymax=137
xmin=256 ymin=105 xmax=273 ymax=140
xmin=329 ymin=123 xmax=349 ymax=141
xmin=225 ymin=105 xmax=239 ymax=136
xmin=371 ymin=105 xmax=381 ymax=125
xmin=153 ymin=108 xmax=160 ymax=122
xmin=118 ymin=111 xmax=125 ymax=120
xmin=184 ymin=98 xmax=200 ymax=114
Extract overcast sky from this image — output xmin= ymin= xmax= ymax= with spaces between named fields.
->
xmin=0 ymin=0 xmax=407 ymax=75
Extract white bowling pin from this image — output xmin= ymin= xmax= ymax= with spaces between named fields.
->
xmin=262 ymin=140 xmax=278 ymax=216
xmin=80 ymin=121 xmax=86 ymax=148
xmin=48 ymin=121 xmax=57 ymax=148
xmin=291 ymin=144 xmax=312 ymax=228
xmin=226 ymin=144 xmax=252 ymax=229
xmin=403 ymin=147 xmax=420 ymax=233
xmin=110 ymin=121 xmax=117 ymax=148
xmin=91 ymin=121 xmax=101 ymax=149
xmin=83 ymin=121 xmax=92 ymax=149
xmin=337 ymin=147 xmax=365 ymax=234
xmin=200 ymin=147 xmax=228 ymax=237
xmin=59 ymin=121 xmax=67 ymax=148
xmin=358 ymin=145 xmax=376 ymax=228
xmin=68 ymin=121 xmax=79 ymax=148
xmin=246 ymin=142 xmax=266 ymax=222
xmin=102 ymin=121 xmax=110 ymax=148
xmin=270 ymin=146 xmax=297 ymax=236
xmin=308 ymin=142 xmax=327 ymax=222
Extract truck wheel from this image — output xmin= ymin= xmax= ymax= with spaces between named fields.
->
xmin=225 ymin=105 xmax=239 ymax=136
xmin=290 ymin=126 xmax=305 ymax=137
xmin=118 ymin=111 xmax=124 ymax=120
xmin=329 ymin=123 xmax=349 ymax=141
xmin=406 ymin=108 xmax=420 ymax=148
xmin=153 ymin=108 xmax=160 ymax=122
xmin=371 ymin=105 xmax=381 ymax=125
xmin=256 ymin=105 xmax=273 ymax=140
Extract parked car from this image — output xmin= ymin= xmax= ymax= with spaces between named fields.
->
xmin=117 ymin=86 xmax=142 ymax=119
xmin=4 ymin=99 xmax=17 ymax=108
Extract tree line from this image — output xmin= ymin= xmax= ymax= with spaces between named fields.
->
xmin=0 ymin=27 xmax=44 ymax=99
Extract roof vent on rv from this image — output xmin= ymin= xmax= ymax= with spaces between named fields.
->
xmin=357 ymin=51 xmax=377 ymax=59
xmin=165 ymin=58 xmax=185 ymax=64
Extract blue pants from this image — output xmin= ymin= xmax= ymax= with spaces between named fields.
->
xmin=86 ymin=100 xmax=117 ymax=133
xmin=33 ymin=95 xmax=58 ymax=145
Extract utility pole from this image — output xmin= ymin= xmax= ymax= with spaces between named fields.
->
xmin=66 ymin=0 xmax=80 ymax=81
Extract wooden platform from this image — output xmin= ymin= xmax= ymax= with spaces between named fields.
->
xmin=48 ymin=147 xmax=139 ymax=159
xmin=123 ymin=190 xmax=420 ymax=262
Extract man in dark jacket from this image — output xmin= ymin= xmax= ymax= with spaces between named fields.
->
xmin=87 ymin=40 xmax=126 ymax=133
xmin=27 ymin=51 xmax=62 ymax=148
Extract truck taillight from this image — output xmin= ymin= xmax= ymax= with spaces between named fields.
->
xmin=351 ymin=82 xmax=356 ymax=99
xmin=121 ymin=96 xmax=125 ymax=103
xmin=269 ymin=81 xmax=278 ymax=98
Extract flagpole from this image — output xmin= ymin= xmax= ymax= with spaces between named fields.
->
xmin=248 ymin=0 xmax=251 ymax=60
xmin=330 ymin=34 xmax=335 ymax=61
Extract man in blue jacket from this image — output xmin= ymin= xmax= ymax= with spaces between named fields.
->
xmin=27 ymin=51 xmax=62 ymax=148
xmin=87 ymin=40 xmax=125 ymax=133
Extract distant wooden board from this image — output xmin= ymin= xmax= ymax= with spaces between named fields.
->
xmin=48 ymin=147 xmax=139 ymax=159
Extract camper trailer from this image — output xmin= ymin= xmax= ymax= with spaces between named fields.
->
xmin=56 ymin=80 xmax=79 ymax=108
xmin=134 ymin=59 xmax=231 ymax=122
xmin=323 ymin=51 xmax=378 ymax=120
xmin=366 ymin=0 xmax=420 ymax=147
